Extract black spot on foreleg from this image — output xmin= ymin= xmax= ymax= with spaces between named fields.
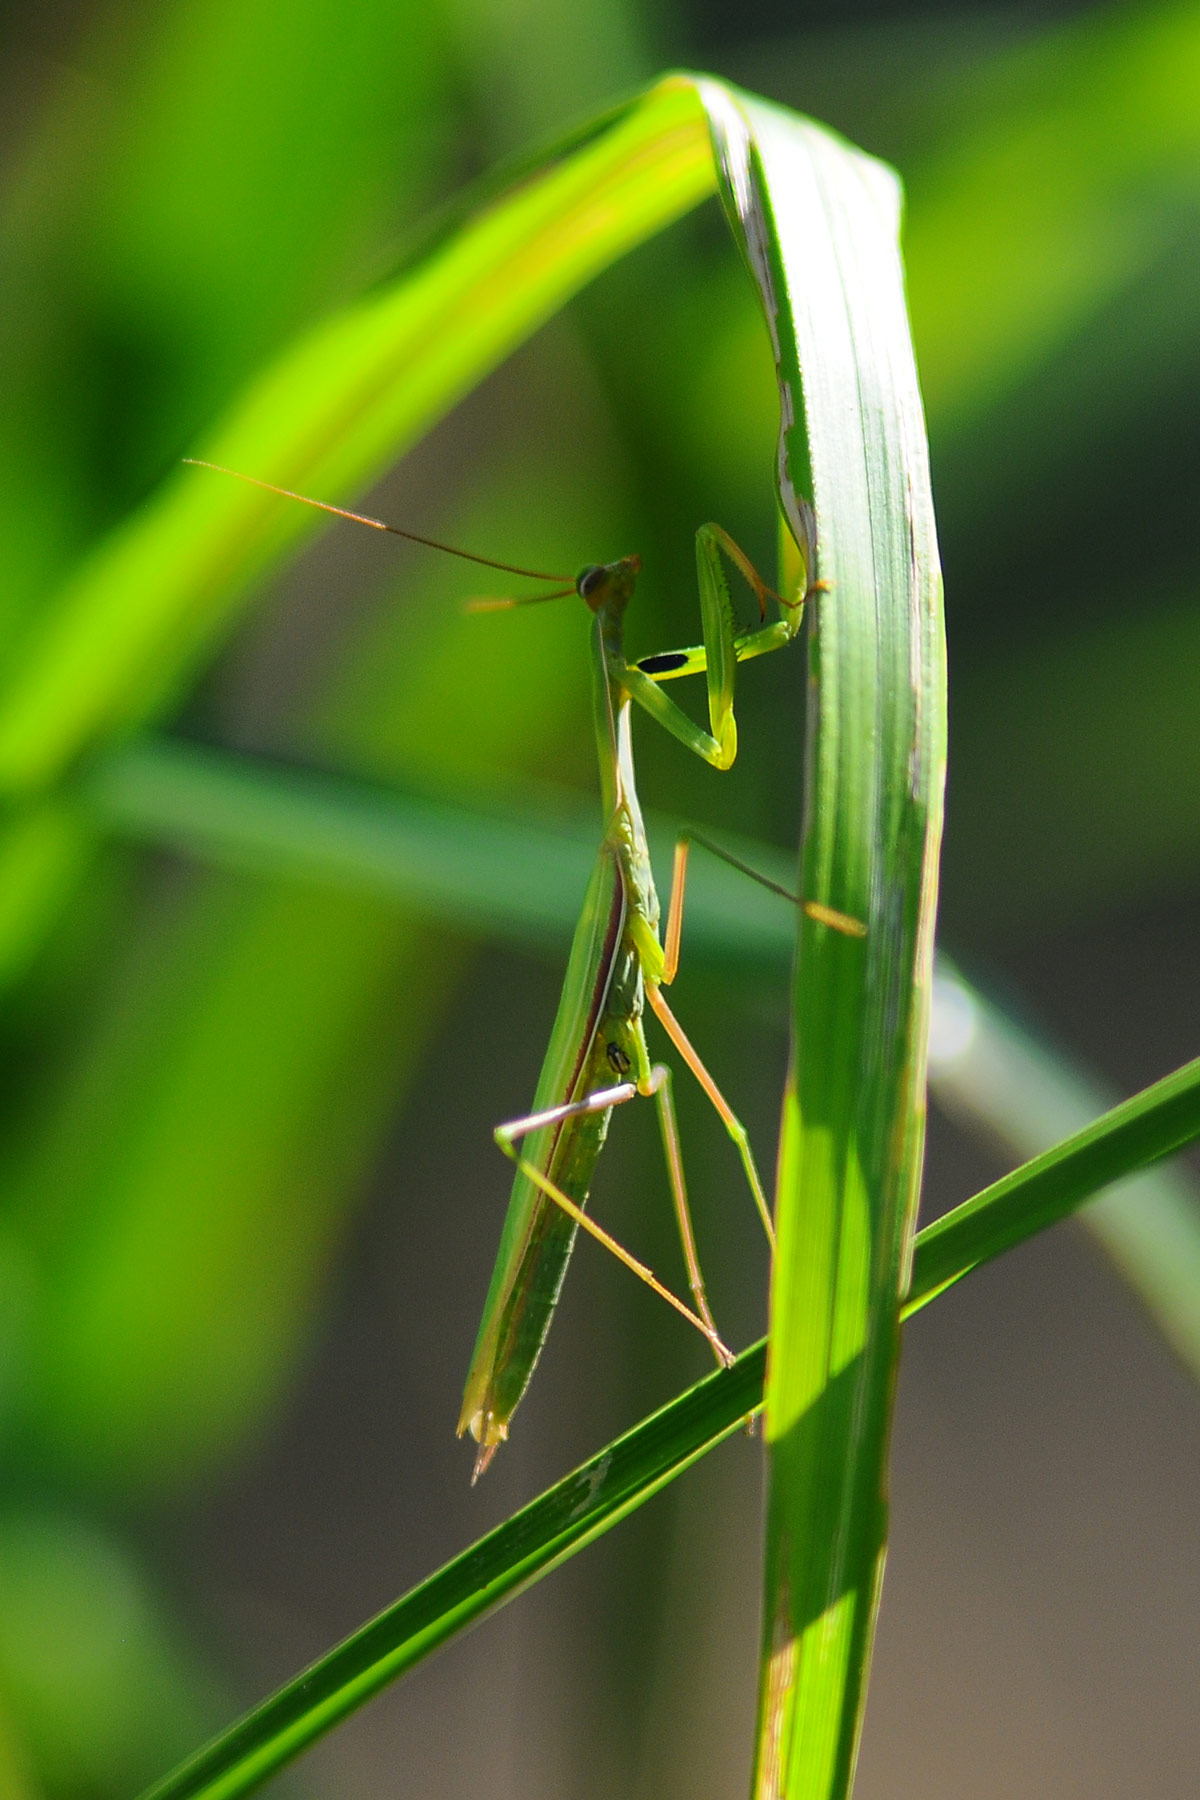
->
xmin=638 ymin=652 xmax=690 ymax=675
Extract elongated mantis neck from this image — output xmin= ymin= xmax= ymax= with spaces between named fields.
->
xmin=590 ymin=608 xmax=644 ymax=841
xmin=614 ymin=705 xmax=645 ymax=836
xmin=591 ymin=614 xmax=621 ymax=819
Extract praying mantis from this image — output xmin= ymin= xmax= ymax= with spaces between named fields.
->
xmin=187 ymin=458 xmax=853 ymax=1480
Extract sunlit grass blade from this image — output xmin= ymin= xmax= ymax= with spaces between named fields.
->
xmin=694 ymin=89 xmax=946 ymax=1797
xmin=132 ymin=1041 xmax=1200 ymax=1800
xmin=0 ymin=78 xmax=715 ymax=798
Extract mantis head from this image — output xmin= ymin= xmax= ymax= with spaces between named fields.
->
xmin=575 ymin=555 xmax=642 ymax=615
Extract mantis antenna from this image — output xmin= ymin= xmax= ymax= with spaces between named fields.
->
xmin=183 ymin=458 xmax=575 ymax=587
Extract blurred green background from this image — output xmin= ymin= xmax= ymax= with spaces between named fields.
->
xmin=1 ymin=1 xmax=1199 ymax=1796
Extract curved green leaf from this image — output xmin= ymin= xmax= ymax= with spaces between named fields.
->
xmin=699 ymin=90 xmax=945 ymax=1799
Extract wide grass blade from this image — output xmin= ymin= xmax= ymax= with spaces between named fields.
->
xmin=133 ymin=1040 xmax=1200 ymax=1800
xmin=695 ymin=90 xmax=946 ymax=1799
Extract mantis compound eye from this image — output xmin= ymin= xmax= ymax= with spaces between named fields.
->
xmin=575 ymin=564 xmax=604 ymax=599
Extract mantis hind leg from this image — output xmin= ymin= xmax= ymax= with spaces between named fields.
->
xmin=662 ymin=830 xmax=867 ymax=986
xmin=653 ymin=830 xmax=864 ymax=1247
xmin=646 ymin=1062 xmax=727 ymax=1366
xmin=493 ymin=1084 xmax=733 ymax=1366
xmin=647 ymin=982 xmax=776 ymax=1249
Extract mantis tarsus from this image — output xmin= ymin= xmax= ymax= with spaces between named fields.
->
xmin=186 ymin=458 xmax=858 ymax=1481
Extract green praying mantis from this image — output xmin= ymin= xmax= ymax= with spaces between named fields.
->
xmin=187 ymin=458 xmax=861 ymax=1480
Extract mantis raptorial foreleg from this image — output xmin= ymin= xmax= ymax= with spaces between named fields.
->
xmin=646 ymin=984 xmax=775 ymax=1249
xmin=620 ymin=522 xmax=812 ymax=769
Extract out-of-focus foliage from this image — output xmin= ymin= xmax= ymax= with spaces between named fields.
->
xmin=0 ymin=1511 xmax=218 ymax=1797
xmin=1 ymin=0 xmax=1200 ymax=1795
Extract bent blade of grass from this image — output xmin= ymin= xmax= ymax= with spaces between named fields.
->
xmin=699 ymin=91 xmax=946 ymax=1798
xmin=133 ymin=1045 xmax=1200 ymax=1800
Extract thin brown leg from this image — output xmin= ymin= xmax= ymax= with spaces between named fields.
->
xmin=646 ymin=1063 xmax=726 ymax=1368
xmin=494 ymin=1083 xmax=733 ymax=1365
xmin=647 ymin=983 xmax=775 ymax=1248
xmin=664 ymin=828 xmax=867 ymax=953
xmin=661 ymin=834 xmax=692 ymax=985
